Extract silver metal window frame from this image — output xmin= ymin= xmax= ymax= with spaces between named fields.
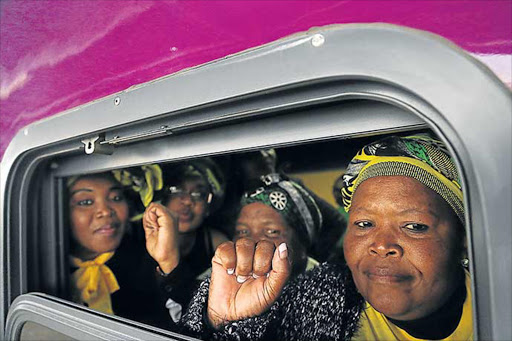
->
xmin=6 ymin=294 xmax=195 ymax=340
xmin=1 ymin=24 xmax=511 ymax=340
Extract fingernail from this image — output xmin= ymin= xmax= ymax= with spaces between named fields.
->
xmin=278 ymin=243 xmax=288 ymax=259
xmin=236 ymin=275 xmax=249 ymax=283
xmin=227 ymin=268 xmax=235 ymax=275
xmin=252 ymin=273 xmax=260 ymax=279
xmin=266 ymin=272 xmax=270 ymax=278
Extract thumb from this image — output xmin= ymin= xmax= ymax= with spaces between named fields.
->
xmin=266 ymin=243 xmax=291 ymax=297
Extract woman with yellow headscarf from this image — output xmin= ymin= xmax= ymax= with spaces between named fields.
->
xmin=67 ymin=171 xmax=176 ymax=329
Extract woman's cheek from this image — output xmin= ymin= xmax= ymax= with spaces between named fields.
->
xmin=116 ymin=203 xmax=129 ymax=223
xmin=70 ymin=212 xmax=87 ymax=235
xmin=343 ymin=233 xmax=365 ymax=266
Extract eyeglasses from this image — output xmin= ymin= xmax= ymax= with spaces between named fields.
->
xmin=167 ymin=186 xmax=212 ymax=204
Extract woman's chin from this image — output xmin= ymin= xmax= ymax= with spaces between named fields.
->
xmin=365 ymin=291 xmax=415 ymax=320
xmin=178 ymin=222 xmax=200 ymax=234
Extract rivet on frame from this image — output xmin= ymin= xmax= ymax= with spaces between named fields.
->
xmin=311 ymin=34 xmax=325 ymax=47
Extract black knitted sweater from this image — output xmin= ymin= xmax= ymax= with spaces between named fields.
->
xmin=180 ymin=262 xmax=365 ymax=341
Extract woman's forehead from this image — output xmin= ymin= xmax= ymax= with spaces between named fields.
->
xmin=239 ymin=203 xmax=288 ymax=225
xmin=70 ymin=175 xmax=119 ymax=193
xmin=352 ymin=176 xmax=445 ymax=210
xmin=353 ymin=176 xmax=462 ymax=224
xmin=179 ymin=176 xmax=208 ymax=189
xmin=241 ymin=202 xmax=277 ymax=215
xmin=356 ymin=176 xmax=432 ymax=195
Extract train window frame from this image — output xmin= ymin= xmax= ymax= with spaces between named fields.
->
xmin=2 ymin=24 xmax=510 ymax=340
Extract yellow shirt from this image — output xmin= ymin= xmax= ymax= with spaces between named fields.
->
xmin=353 ymin=271 xmax=473 ymax=341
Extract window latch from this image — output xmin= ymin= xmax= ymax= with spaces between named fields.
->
xmin=81 ymin=134 xmax=114 ymax=155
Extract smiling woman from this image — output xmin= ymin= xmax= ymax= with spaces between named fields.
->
xmin=346 ymin=176 xmax=464 ymax=322
xmin=66 ymin=172 xmax=174 ymax=329
xmin=68 ymin=174 xmax=128 ymax=261
xmin=342 ymin=134 xmax=469 ymax=340
xmin=346 ymin=177 xmax=468 ymax=340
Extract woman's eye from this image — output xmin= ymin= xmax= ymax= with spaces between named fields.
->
xmin=111 ymin=194 xmax=124 ymax=202
xmin=355 ymin=221 xmax=373 ymax=229
xmin=76 ymin=199 xmax=93 ymax=206
xmin=403 ymin=223 xmax=429 ymax=232
xmin=236 ymin=229 xmax=248 ymax=236
xmin=265 ymin=229 xmax=280 ymax=236
xmin=109 ymin=191 xmax=125 ymax=202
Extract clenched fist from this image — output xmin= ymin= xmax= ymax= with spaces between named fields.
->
xmin=207 ymin=238 xmax=291 ymax=329
xmin=143 ymin=202 xmax=180 ymax=274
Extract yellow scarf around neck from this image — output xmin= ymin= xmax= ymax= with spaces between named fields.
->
xmin=71 ymin=252 xmax=120 ymax=315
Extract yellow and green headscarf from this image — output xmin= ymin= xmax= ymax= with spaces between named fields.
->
xmin=112 ymin=164 xmax=163 ymax=207
xmin=341 ymin=134 xmax=464 ymax=224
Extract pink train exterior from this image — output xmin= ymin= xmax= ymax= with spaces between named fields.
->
xmin=1 ymin=0 xmax=511 ymax=160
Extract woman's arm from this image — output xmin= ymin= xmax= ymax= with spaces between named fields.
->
xmin=142 ymin=202 xmax=180 ymax=273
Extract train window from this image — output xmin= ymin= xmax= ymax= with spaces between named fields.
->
xmin=2 ymin=25 xmax=510 ymax=340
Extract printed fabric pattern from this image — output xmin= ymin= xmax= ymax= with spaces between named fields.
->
xmin=241 ymin=174 xmax=323 ymax=246
xmin=341 ymin=134 xmax=464 ymax=223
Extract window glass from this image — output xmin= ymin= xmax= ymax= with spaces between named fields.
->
xmin=19 ymin=321 xmax=76 ymax=341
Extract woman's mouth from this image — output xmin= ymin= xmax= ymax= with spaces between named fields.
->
xmin=364 ymin=267 xmax=413 ymax=284
xmin=179 ymin=211 xmax=193 ymax=222
xmin=94 ymin=223 xmax=118 ymax=236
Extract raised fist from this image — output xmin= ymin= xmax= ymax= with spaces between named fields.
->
xmin=207 ymin=238 xmax=291 ymax=328
xmin=142 ymin=202 xmax=180 ymax=273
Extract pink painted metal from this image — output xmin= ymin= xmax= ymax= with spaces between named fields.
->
xmin=1 ymin=0 xmax=511 ymax=160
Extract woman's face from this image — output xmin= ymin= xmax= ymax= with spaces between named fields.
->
xmin=165 ymin=177 xmax=209 ymax=233
xmin=235 ymin=202 xmax=307 ymax=274
xmin=69 ymin=175 xmax=128 ymax=260
xmin=343 ymin=176 xmax=463 ymax=321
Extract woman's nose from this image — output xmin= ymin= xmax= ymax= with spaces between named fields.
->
xmin=252 ymin=232 xmax=268 ymax=243
xmin=368 ymin=229 xmax=403 ymax=258
xmin=180 ymin=193 xmax=194 ymax=206
xmin=96 ymin=201 xmax=114 ymax=217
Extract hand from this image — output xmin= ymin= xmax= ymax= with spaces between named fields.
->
xmin=207 ymin=238 xmax=291 ymax=329
xmin=143 ymin=202 xmax=180 ymax=273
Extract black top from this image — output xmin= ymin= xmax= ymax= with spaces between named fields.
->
xmin=70 ymin=235 xmax=170 ymax=329
xmin=159 ymin=225 xmax=215 ymax=309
